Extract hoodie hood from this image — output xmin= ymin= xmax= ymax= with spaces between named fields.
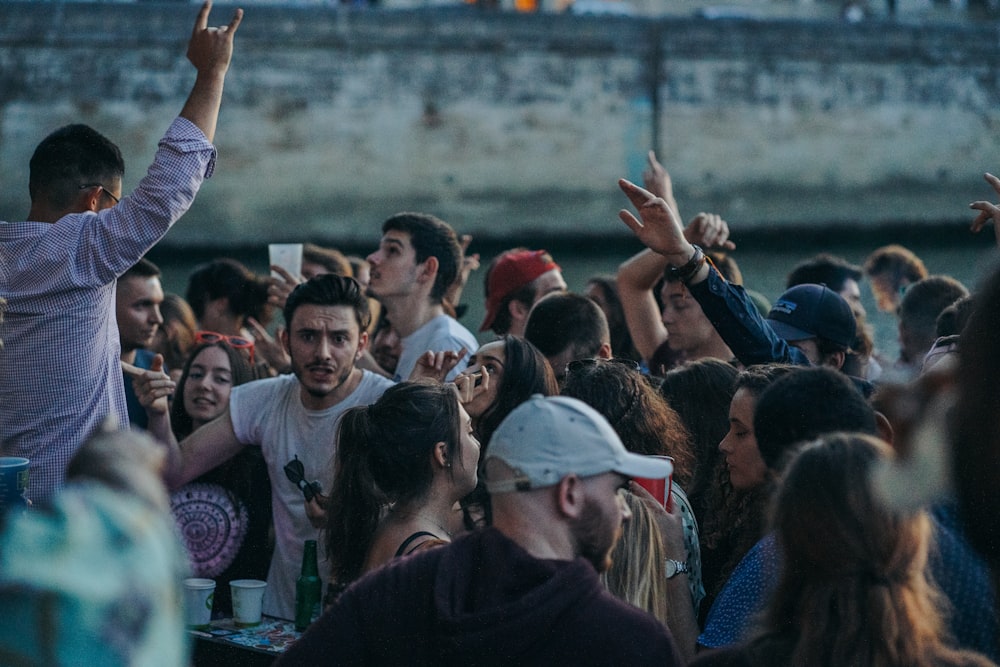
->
xmin=431 ymin=528 xmax=603 ymax=661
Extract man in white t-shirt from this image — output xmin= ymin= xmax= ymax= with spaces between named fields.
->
xmin=366 ymin=212 xmax=478 ymax=382
xmin=157 ymin=274 xmax=393 ymax=619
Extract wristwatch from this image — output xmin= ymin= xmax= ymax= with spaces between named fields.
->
xmin=664 ymin=245 xmax=706 ymax=283
xmin=665 ymin=558 xmax=690 ymax=579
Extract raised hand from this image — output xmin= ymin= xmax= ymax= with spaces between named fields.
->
xmin=628 ymin=480 xmax=686 ymax=557
xmin=180 ymin=1 xmax=244 ymax=141
xmin=969 ymin=172 xmax=1000 ymax=248
xmin=187 ymin=0 xmax=243 ymax=77
xmin=123 ymin=354 xmax=175 ymax=417
xmin=452 ymin=366 xmax=491 ymax=406
xmin=246 ymin=316 xmax=290 ymax=374
xmin=642 ymin=150 xmax=679 ymax=217
xmin=267 ymin=264 xmax=303 ymax=310
xmin=457 ymin=235 xmax=481 ymax=283
xmin=618 ymin=178 xmax=694 ymax=264
xmin=445 ymin=234 xmax=481 ymax=309
xmin=409 ymin=347 xmax=468 ymax=383
xmin=684 ymin=212 xmax=736 ymax=250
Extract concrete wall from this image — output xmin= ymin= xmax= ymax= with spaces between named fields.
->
xmin=2 ymin=2 xmax=999 ymax=247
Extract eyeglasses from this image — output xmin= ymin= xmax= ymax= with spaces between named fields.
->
xmin=78 ymin=183 xmax=120 ymax=205
xmin=194 ymin=330 xmax=255 ymax=363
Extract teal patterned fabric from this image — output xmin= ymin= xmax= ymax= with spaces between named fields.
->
xmin=0 ymin=482 xmax=191 ymax=666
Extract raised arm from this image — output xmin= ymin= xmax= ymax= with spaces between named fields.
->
xmin=619 ymin=178 xmax=803 ymax=367
xmin=619 ymin=179 xmax=701 ymax=269
xmin=170 ymin=408 xmax=247 ymax=488
xmin=617 ymin=249 xmax=670 ymax=364
xmin=123 ymin=355 xmax=176 ymax=449
xmin=444 ymin=234 xmax=481 ymax=312
xmin=969 ymin=172 xmax=1000 ymax=248
xmin=179 ymin=1 xmax=243 ymax=142
xmin=617 ymin=210 xmax=734 ymax=364
xmin=123 ymin=357 xmax=229 ymax=488
xmin=630 ymin=481 xmax=699 ymax=663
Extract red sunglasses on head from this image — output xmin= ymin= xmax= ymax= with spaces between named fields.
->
xmin=194 ymin=330 xmax=255 ymax=363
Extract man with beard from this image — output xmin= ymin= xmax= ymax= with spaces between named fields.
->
xmin=276 ymin=395 xmax=682 ymax=666
xmin=154 ymin=274 xmax=393 ymax=620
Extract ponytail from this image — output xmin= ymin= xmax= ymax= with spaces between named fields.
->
xmin=324 ymin=381 xmax=462 ymax=587
xmin=325 ymin=405 xmax=383 ymax=586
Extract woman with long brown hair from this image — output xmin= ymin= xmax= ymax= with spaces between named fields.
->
xmin=692 ymin=433 xmax=995 ymax=667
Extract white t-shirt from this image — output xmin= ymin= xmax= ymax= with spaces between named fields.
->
xmin=393 ymin=314 xmax=479 ymax=382
xmin=229 ymin=370 xmax=393 ymax=619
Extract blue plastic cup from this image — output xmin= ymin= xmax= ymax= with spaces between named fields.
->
xmin=0 ymin=457 xmax=30 ymax=510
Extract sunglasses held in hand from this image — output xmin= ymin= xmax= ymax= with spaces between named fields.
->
xmin=284 ymin=455 xmax=323 ymax=502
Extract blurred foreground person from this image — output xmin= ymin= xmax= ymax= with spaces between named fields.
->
xmin=0 ymin=425 xmax=190 ymax=666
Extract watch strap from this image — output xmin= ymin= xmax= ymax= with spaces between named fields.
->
xmin=664 ymin=245 xmax=706 ymax=283
xmin=665 ymin=558 xmax=690 ymax=579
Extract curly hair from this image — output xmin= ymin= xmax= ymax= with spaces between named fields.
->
xmin=658 ymin=358 xmax=739 ymax=523
xmin=698 ymin=364 xmax=797 ymax=611
xmin=561 ymin=358 xmax=694 ymax=488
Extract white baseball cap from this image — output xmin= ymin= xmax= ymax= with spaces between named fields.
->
xmin=485 ymin=395 xmax=673 ymax=493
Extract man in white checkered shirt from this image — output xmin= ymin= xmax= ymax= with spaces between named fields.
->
xmin=0 ymin=1 xmax=243 ymax=504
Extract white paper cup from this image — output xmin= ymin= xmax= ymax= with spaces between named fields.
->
xmin=268 ymin=243 xmax=303 ymax=281
xmin=230 ymin=579 xmax=268 ymax=628
xmin=183 ymin=578 xmax=216 ymax=629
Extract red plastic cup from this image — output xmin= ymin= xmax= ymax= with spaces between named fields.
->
xmin=633 ymin=455 xmax=674 ymax=512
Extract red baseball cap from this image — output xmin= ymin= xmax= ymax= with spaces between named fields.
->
xmin=480 ymin=250 xmax=560 ymax=332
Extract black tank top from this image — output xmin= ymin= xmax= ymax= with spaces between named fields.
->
xmin=394 ymin=531 xmax=440 ymax=557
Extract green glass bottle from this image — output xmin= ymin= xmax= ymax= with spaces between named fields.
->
xmin=295 ymin=539 xmax=322 ymax=631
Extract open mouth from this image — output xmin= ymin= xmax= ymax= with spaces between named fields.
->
xmin=307 ymin=366 xmax=335 ymax=379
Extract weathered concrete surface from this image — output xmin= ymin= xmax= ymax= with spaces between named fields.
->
xmin=2 ymin=2 xmax=999 ymax=247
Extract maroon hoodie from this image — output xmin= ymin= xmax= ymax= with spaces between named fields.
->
xmin=277 ymin=527 xmax=681 ymax=666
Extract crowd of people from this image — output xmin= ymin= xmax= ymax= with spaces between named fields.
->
xmin=1 ymin=3 xmax=999 ymax=665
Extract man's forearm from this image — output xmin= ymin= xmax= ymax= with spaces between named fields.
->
xmin=687 ymin=266 xmax=800 ymax=367
xmin=146 ymin=412 xmax=185 ymax=489
xmin=179 ymin=2 xmax=243 ymax=142
xmin=180 ymin=71 xmax=227 ymax=143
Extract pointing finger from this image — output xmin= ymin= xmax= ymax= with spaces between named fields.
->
xmin=121 ymin=361 xmax=144 ymax=378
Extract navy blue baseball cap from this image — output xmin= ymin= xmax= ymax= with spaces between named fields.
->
xmin=766 ymin=284 xmax=856 ymax=348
